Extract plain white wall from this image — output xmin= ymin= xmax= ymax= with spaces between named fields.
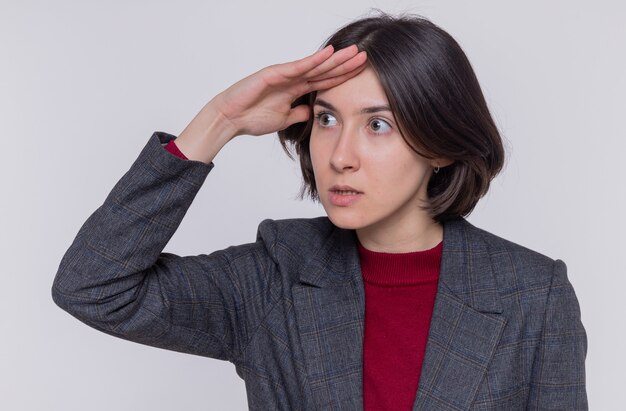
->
xmin=1 ymin=0 xmax=624 ymax=409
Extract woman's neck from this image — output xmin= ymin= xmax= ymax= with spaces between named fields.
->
xmin=355 ymin=216 xmax=443 ymax=253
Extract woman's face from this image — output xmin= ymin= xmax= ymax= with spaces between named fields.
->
xmin=310 ymin=66 xmax=438 ymax=235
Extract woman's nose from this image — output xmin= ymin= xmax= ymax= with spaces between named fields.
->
xmin=329 ymin=128 xmax=360 ymax=173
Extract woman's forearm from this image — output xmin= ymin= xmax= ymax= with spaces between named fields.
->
xmin=175 ymin=96 xmax=238 ymax=165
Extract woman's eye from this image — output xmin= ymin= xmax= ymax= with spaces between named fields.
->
xmin=369 ymin=118 xmax=392 ymax=134
xmin=315 ymin=112 xmax=337 ymax=127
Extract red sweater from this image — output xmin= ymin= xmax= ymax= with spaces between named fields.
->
xmin=358 ymin=239 xmax=442 ymax=410
xmin=163 ymin=139 xmax=442 ymax=409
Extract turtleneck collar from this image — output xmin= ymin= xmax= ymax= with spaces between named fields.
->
xmin=356 ymin=239 xmax=443 ymax=286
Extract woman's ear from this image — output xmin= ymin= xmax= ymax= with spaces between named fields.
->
xmin=431 ymin=158 xmax=455 ymax=169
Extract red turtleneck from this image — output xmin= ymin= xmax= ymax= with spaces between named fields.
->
xmin=358 ymin=239 xmax=442 ymax=410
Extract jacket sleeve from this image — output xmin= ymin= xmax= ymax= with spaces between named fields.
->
xmin=51 ymin=131 xmax=278 ymax=365
xmin=527 ymin=259 xmax=588 ymax=410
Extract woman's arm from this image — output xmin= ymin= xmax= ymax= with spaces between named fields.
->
xmin=526 ymin=259 xmax=588 ymax=409
xmin=51 ymin=44 xmax=368 ymax=362
xmin=52 ymin=131 xmax=264 ymax=362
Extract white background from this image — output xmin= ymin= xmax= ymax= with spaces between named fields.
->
xmin=1 ymin=0 xmax=624 ymax=409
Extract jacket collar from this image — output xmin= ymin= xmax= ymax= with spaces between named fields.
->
xmin=292 ymin=217 xmax=507 ymax=409
xmin=297 ymin=217 xmax=502 ymax=314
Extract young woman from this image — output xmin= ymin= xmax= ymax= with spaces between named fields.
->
xmin=52 ymin=12 xmax=587 ymax=410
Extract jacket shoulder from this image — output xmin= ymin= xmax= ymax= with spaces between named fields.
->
xmin=254 ymin=216 xmax=336 ymax=265
xmin=461 ymin=219 xmax=560 ymax=288
xmin=471 ymin=222 xmax=555 ymax=261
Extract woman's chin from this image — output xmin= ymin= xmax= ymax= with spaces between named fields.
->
xmin=325 ymin=212 xmax=366 ymax=231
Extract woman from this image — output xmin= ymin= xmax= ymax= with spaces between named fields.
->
xmin=52 ymin=11 xmax=587 ymax=410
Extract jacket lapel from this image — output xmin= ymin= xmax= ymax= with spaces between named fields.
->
xmin=412 ymin=218 xmax=507 ymax=410
xmin=292 ymin=227 xmax=365 ymax=409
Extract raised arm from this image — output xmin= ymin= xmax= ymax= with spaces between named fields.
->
xmin=51 ymin=45 xmax=367 ymax=363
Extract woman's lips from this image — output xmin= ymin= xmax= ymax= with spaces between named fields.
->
xmin=328 ymin=187 xmax=363 ymax=207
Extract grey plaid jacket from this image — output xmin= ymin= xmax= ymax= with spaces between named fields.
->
xmin=52 ymin=131 xmax=588 ymax=410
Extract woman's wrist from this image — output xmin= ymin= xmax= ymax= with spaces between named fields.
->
xmin=175 ymin=97 xmax=238 ymax=165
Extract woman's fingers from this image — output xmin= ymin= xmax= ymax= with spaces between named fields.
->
xmin=308 ymin=51 xmax=367 ymax=82
xmin=281 ymin=44 xmax=360 ymax=80
xmin=301 ymin=44 xmax=361 ymax=79
xmin=306 ymin=62 xmax=369 ymax=92
xmin=284 ymin=104 xmax=311 ymax=128
xmin=280 ymin=44 xmax=335 ymax=78
xmin=291 ymin=52 xmax=367 ymax=97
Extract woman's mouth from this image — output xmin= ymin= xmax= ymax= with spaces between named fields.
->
xmin=328 ymin=186 xmax=363 ymax=207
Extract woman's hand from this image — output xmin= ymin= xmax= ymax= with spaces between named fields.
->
xmin=175 ymin=45 xmax=367 ymax=164
xmin=213 ymin=44 xmax=368 ymax=137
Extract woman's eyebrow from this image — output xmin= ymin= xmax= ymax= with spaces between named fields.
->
xmin=313 ymin=98 xmax=392 ymax=114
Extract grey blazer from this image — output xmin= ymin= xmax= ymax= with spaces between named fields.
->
xmin=52 ymin=131 xmax=588 ymax=410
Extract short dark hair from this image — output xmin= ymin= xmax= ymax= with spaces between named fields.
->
xmin=278 ymin=10 xmax=505 ymax=222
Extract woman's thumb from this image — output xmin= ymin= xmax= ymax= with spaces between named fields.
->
xmin=284 ymin=104 xmax=311 ymax=128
